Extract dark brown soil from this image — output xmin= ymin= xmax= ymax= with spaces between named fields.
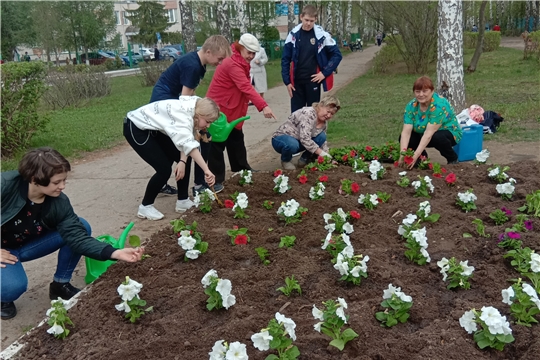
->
xmin=14 ymin=161 xmax=540 ymax=360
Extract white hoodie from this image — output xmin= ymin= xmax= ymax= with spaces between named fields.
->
xmin=127 ymin=96 xmax=200 ymax=155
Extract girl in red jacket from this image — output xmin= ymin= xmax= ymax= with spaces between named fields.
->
xmin=206 ymin=34 xmax=276 ymax=190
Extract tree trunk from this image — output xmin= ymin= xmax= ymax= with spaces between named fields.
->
xmin=467 ymin=0 xmax=488 ymax=73
xmin=346 ymin=1 xmax=352 ymax=42
xmin=287 ymin=0 xmax=295 ymax=32
xmin=335 ymin=2 xmax=342 ymax=44
xmin=437 ymin=0 xmax=466 ymax=112
xmin=179 ymin=0 xmax=196 ymax=53
xmin=235 ymin=0 xmax=247 ymax=34
xmin=325 ymin=3 xmax=333 ymax=32
xmin=217 ymin=0 xmax=231 ymax=43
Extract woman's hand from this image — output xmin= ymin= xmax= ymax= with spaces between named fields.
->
xmin=174 ymin=162 xmax=186 ymax=181
xmin=262 ymin=106 xmax=276 ymax=119
xmin=111 ymin=247 xmax=145 ymax=262
xmin=1 ymin=249 xmax=18 ymax=268
xmin=205 ymin=170 xmax=216 ymax=187
xmin=406 ymin=154 xmax=420 ymax=170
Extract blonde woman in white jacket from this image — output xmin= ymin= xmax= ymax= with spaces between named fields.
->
xmin=250 ymin=47 xmax=268 ymax=98
xmin=124 ymin=96 xmax=219 ymax=220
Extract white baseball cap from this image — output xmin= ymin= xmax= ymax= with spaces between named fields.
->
xmin=239 ymin=33 xmax=260 ymax=53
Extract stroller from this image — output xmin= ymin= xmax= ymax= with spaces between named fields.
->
xmin=349 ymin=38 xmax=363 ymax=52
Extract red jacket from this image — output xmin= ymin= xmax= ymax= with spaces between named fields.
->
xmin=206 ymin=45 xmax=268 ymax=130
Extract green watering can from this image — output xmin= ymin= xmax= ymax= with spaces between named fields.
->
xmin=84 ymin=222 xmax=134 ymax=284
xmin=208 ymin=112 xmax=251 ymax=142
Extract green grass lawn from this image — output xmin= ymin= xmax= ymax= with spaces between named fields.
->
xmin=2 ymin=48 xmax=538 ymax=171
xmin=328 ymin=47 xmax=540 ymax=147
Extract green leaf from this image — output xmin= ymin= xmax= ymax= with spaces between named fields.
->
xmin=198 ymin=242 xmax=209 ymax=254
xmin=128 ymin=235 xmax=141 ymax=247
xmin=477 ymin=338 xmax=492 ymax=349
xmin=284 ymin=345 xmax=300 ymax=359
xmin=375 ymin=312 xmax=387 ymax=322
xmin=517 ymin=205 xmax=527 ymax=212
xmin=265 ymin=355 xmax=280 ymax=360
xmin=462 ymin=233 xmax=473 ymax=238
xmin=425 ymin=213 xmax=441 ymax=222
xmin=329 ymin=339 xmax=345 ymax=351
xmin=341 ymin=328 xmax=359 ymax=342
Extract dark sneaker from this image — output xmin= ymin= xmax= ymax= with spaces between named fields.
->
xmin=192 ymin=185 xmax=209 ymax=197
xmin=49 ymin=281 xmax=81 ymax=301
xmin=1 ymin=302 xmax=17 ymax=320
xmin=159 ymin=184 xmax=177 ymax=196
xmin=213 ymin=183 xmax=224 ymax=193
xmin=448 ymin=160 xmax=459 ymax=164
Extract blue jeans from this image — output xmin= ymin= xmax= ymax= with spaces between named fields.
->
xmin=0 ymin=218 xmax=90 ymax=302
xmin=272 ymin=132 xmax=327 ymax=162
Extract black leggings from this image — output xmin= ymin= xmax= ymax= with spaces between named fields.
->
xmin=123 ymin=118 xmax=191 ymax=205
xmin=290 ymin=81 xmax=322 ymax=113
xmin=400 ymin=130 xmax=458 ymax=163
xmin=208 ymin=128 xmax=251 ymax=184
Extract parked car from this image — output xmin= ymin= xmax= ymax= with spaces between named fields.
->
xmin=79 ymin=52 xmax=108 ymax=66
xmin=168 ymin=44 xmax=184 ymax=55
xmin=161 ymin=46 xmax=182 ymax=61
xmin=140 ymin=48 xmax=154 ymax=61
xmin=104 ymin=51 xmax=137 ymax=67
xmin=122 ymin=51 xmax=144 ymax=63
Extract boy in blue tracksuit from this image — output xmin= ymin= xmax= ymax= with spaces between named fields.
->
xmin=281 ymin=4 xmax=342 ymax=113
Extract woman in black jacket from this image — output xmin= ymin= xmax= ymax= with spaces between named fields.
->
xmin=1 ymin=147 xmax=144 ymax=320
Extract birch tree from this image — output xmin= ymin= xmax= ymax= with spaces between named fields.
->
xmin=179 ymin=0 xmax=196 ymax=52
xmin=235 ymin=0 xmax=247 ymax=34
xmin=288 ymin=0 xmax=296 ymax=32
xmin=325 ymin=2 xmax=333 ymax=31
xmin=217 ymin=0 xmax=232 ymax=42
xmin=334 ymin=2 xmax=343 ymax=43
xmin=467 ymin=0 xmax=488 ymax=73
xmin=437 ymin=0 xmax=465 ymax=112
xmin=346 ymin=1 xmax=352 ymax=42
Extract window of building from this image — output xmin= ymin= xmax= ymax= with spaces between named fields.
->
xmin=123 ymin=11 xmax=131 ymax=25
xmin=115 ymin=11 xmax=120 ymax=25
xmin=167 ymin=9 xmax=176 ymax=23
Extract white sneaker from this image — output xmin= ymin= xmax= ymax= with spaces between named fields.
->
xmin=176 ymin=199 xmax=195 ymax=213
xmin=137 ymin=204 xmax=164 ymax=220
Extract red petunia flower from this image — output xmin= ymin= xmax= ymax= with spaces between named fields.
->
xmin=273 ymin=169 xmax=282 ymax=177
xmin=301 ymin=211 xmax=307 ymax=216
xmin=350 ymin=211 xmax=361 ymax=219
xmin=365 ymin=146 xmax=373 ymax=151
xmin=433 ymin=173 xmax=442 ymax=178
xmin=377 ymin=198 xmax=383 ymax=203
xmin=311 ymin=167 xmax=318 ymax=171
xmin=234 ymin=234 xmax=248 ymax=245
xmin=428 ymin=163 xmax=434 ymax=170
xmin=360 ymin=154 xmax=365 ymax=160
xmin=342 ymin=154 xmax=348 ymax=162
xmin=373 ymin=155 xmax=379 ymax=160
xmin=445 ymin=173 xmax=457 ymax=186
xmin=350 ymin=150 xmax=356 ymax=157
xmin=420 ymin=155 xmax=427 ymax=161
xmin=318 ymin=175 xmax=328 ymax=182
xmin=394 ymin=161 xmax=399 ymax=167
xmin=441 ymin=168 xmax=447 ymax=173
xmin=298 ymin=175 xmax=308 ymax=184
xmin=404 ymin=156 xmax=414 ymax=165
xmin=233 ymin=225 xmax=239 ymax=230
xmin=351 ymin=182 xmax=360 ymax=194
xmin=317 ymin=156 xmax=324 ymax=164
xmin=224 ymin=199 xmax=235 ymax=208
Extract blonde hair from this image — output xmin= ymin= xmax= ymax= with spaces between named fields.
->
xmin=313 ymin=95 xmax=341 ymax=111
xmin=194 ymin=97 xmax=220 ymax=142
xmin=201 ymin=35 xmax=232 ymax=58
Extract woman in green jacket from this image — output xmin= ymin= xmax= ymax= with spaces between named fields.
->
xmin=1 ymin=147 xmax=144 ymax=320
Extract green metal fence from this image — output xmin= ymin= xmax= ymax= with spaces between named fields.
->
xmin=260 ymin=40 xmax=285 ymax=61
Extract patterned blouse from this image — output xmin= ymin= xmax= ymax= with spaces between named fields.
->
xmin=272 ymin=107 xmax=328 ymax=154
xmin=403 ymin=92 xmax=462 ymax=143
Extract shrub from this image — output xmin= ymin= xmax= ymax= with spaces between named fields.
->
xmin=373 ymin=41 xmax=401 ymax=74
xmin=1 ymin=62 xmax=49 ymax=157
xmin=463 ymin=31 xmax=501 ymax=52
xmin=138 ymin=61 xmax=170 ymax=87
xmin=42 ymin=65 xmax=111 ymax=110
xmin=104 ymin=57 xmax=123 ymax=71
xmin=525 ymin=30 xmax=540 ymax=61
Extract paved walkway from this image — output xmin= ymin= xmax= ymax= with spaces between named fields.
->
xmin=1 ymin=45 xmax=382 ymax=350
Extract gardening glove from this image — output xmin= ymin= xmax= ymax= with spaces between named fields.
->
xmin=320 ymin=151 xmax=332 ymax=159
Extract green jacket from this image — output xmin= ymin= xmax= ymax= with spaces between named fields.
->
xmin=1 ymin=171 xmax=115 ymax=260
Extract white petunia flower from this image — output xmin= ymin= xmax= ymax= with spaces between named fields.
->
xmin=488 ymin=168 xmax=500 ymax=177
xmin=420 ymin=247 xmax=431 ymax=262
xmin=251 ymin=330 xmax=273 ymax=351
xmin=460 ymin=260 xmax=475 ymax=276
xmin=216 ymin=279 xmax=232 ymax=297
xmin=209 ymin=340 xmax=227 ymax=360
xmin=501 ymin=286 xmax=515 ymax=305
xmin=115 ymin=301 xmax=131 ymax=313
xmin=399 ymin=171 xmax=407 ymax=176
xmin=496 ymin=182 xmax=515 ymax=195
xmin=225 ymin=341 xmax=248 ymax=360
xmin=312 ymin=305 xmax=324 ymax=321
xmin=193 ymin=194 xmax=201 ymax=207
xmin=324 ymin=223 xmax=336 ymax=233
xmin=383 ymin=284 xmax=400 ymax=299
xmin=342 ymin=222 xmax=354 ymax=234
xmin=323 ymin=213 xmax=332 ymax=223
xmin=522 ymin=283 xmax=539 ymax=300
xmin=185 ymin=250 xmax=201 ymax=259
xmin=342 ymin=233 xmax=352 ymax=246
xmin=178 ymin=234 xmax=196 ymax=250
xmin=403 ymin=214 xmax=417 ymax=226
xmin=476 ymin=149 xmax=490 ymax=163
xmin=397 ymin=292 xmax=412 ymax=303
xmin=334 ymin=254 xmax=349 ymax=276
xmin=418 ymin=201 xmax=431 ymax=216
xmin=437 ymin=258 xmax=450 ymax=281
xmin=337 ymin=208 xmax=347 ymax=220
xmin=530 ymin=253 xmax=540 ymax=273
xmin=314 ymin=321 xmax=324 ymax=332
xmin=47 ymin=323 xmax=64 ymax=335
xmin=203 ymin=188 xmax=216 ymax=201
xmin=457 ymin=192 xmax=477 ymax=203
xmin=337 ymin=297 xmax=348 ymax=309
xmin=236 ymin=193 xmax=248 ymax=209
xmin=479 ymin=306 xmax=504 ymax=328
xmin=369 ymin=194 xmax=379 ymax=206
xmin=358 ymin=194 xmax=366 ymax=203
xmin=411 ymin=180 xmax=421 ymax=189
xmin=221 ymin=294 xmax=237 ymax=310
xmin=459 ymin=310 xmax=478 ymax=334
xmin=202 ymin=269 xmax=218 ymax=287
xmin=321 ymin=232 xmax=333 ymax=250
xmin=336 ymin=307 xmax=347 ymax=322
xmin=275 ymin=312 xmax=297 ymax=341
xmin=117 ymin=278 xmax=143 ymax=301
xmin=410 ymin=227 xmax=428 ymax=248
xmin=341 ymin=245 xmax=355 ymax=258
xmin=397 ymin=225 xmax=406 ymax=236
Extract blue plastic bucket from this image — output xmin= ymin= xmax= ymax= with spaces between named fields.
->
xmin=453 ymin=125 xmax=483 ymax=162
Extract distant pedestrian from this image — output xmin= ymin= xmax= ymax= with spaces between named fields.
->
xmin=472 ymin=24 xmax=478 ymax=32
xmin=376 ymin=32 xmax=383 ymax=46
xmin=250 ymin=47 xmax=268 ymax=98
xmin=23 ymin=52 xmax=30 ymax=62
xmin=281 ymin=4 xmax=342 ymax=113
xmin=154 ymin=46 xmax=160 ymax=61
xmin=493 ymin=24 xmax=501 ymax=32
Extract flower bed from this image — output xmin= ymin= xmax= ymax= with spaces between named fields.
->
xmin=10 ymin=161 xmax=540 ymax=359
